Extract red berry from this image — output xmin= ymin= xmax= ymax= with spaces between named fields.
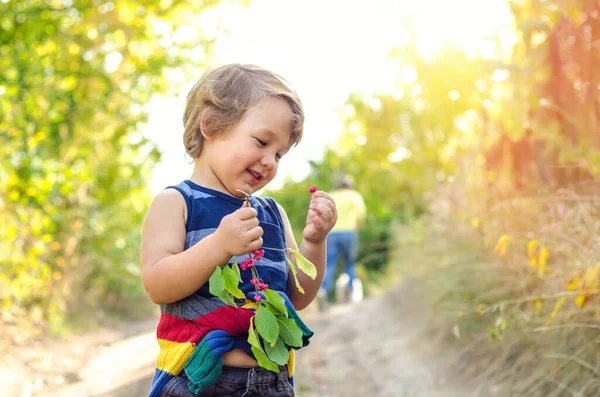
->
xmin=252 ymin=251 xmax=263 ymax=261
xmin=254 ymin=295 xmax=262 ymax=302
xmin=251 ymin=278 xmax=259 ymax=285
xmin=309 ymin=185 xmax=317 ymax=193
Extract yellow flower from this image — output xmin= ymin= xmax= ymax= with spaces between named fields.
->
xmin=538 ymin=247 xmax=550 ymax=276
xmin=527 ymin=240 xmax=539 ymax=266
xmin=471 ymin=217 xmax=481 ymax=228
xmin=547 ymin=296 xmax=566 ymax=324
xmin=532 ymin=299 xmax=542 ymax=313
xmin=565 ymin=266 xmax=600 ymax=309
xmin=493 ymin=235 xmax=509 ymax=256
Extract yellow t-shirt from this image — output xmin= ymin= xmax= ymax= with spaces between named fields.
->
xmin=330 ymin=189 xmax=366 ymax=232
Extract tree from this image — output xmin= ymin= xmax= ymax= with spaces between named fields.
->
xmin=0 ymin=0 xmax=221 ymax=336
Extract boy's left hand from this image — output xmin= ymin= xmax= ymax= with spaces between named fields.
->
xmin=303 ymin=191 xmax=337 ymax=244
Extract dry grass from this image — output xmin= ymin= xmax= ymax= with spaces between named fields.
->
xmin=392 ymin=181 xmax=600 ymax=396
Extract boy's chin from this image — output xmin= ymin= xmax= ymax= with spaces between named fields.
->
xmin=230 ymin=185 xmax=258 ymax=197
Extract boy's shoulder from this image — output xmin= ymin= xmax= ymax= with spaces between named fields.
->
xmin=163 ymin=180 xmax=221 ymax=201
xmin=153 ymin=186 xmax=187 ymax=203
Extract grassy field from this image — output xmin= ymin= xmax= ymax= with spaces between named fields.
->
xmin=390 ymin=185 xmax=600 ymax=396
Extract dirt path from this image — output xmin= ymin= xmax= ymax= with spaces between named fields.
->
xmin=294 ymin=290 xmax=470 ymax=397
xmin=3 ymin=287 xmax=475 ymax=397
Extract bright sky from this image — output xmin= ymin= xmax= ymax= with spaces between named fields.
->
xmin=144 ymin=0 xmax=514 ymax=194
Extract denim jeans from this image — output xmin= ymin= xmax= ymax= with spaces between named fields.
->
xmin=322 ymin=231 xmax=359 ymax=292
xmin=159 ymin=365 xmax=294 ymax=397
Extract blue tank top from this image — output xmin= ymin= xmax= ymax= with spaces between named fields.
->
xmin=164 ymin=180 xmax=290 ymax=352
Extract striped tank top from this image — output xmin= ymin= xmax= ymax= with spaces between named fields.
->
xmin=148 ymin=180 xmax=292 ymax=396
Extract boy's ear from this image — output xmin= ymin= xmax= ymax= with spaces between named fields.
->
xmin=200 ymin=110 xmax=215 ymax=141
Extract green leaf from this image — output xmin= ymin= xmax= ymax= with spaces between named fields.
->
xmin=232 ymin=257 xmax=241 ymax=279
xmin=286 ymin=256 xmax=305 ymax=294
xmin=251 ymin=346 xmax=279 ymax=372
xmin=223 ymin=265 xmax=244 ymax=298
xmin=264 ymin=337 xmax=289 ymax=366
xmin=247 ymin=318 xmax=262 ymax=350
xmin=209 ymin=266 xmax=225 ymax=296
xmin=255 ymin=304 xmax=279 ymax=345
xmin=218 ymin=290 xmax=236 ymax=307
xmin=287 ymin=248 xmax=317 ymax=280
xmin=263 ymin=289 xmax=288 ymax=317
xmin=277 ymin=317 xmax=302 ymax=348
xmin=265 ymin=301 xmax=288 ymax=318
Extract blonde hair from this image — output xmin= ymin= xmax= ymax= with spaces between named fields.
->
xmin=183 ymin=63 xmax=304 ymax=159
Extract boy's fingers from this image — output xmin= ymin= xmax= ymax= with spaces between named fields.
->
xmin=246 ymin=226 xmax=263 ymax=240
xmin=242 ymin=217 xmax=260 ymax=229
xmin=311 ymin=191 xmax=334 ymax=202
xmin=249 ymin=237 xmax=264 ymax=251
xmin=311 ymin=197 xmax=336 ymax=213
xmin=309 ymin=202 xmax=334 ymax=219
xmin=238 ymin=207 xmax=258 ymax=220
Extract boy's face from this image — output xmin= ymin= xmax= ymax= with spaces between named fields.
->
xmin=202 ymin=97 xmax=294 ymax=197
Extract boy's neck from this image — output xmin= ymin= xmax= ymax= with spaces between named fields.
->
xmin=189 ymin=159 xmax=246 ymax=199
xmin=189 ymin=160 xmax=218 ymax=191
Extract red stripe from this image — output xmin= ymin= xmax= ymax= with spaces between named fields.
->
xmin=157 ymin=306 xmax=255 ymax=343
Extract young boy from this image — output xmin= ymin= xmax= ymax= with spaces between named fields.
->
xmin=141 ymin=64 xmax=337 ymax=396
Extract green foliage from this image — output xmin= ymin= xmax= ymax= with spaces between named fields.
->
xmin=0 ymin=0 xmax=220 ymax=337
xmin=255 ymin=305 xmax=278 ymax=344
xmin=288 ymin=248 xmax=317 ymax=279
xmin=386 ymin=2 xmax=600 ymax=394
xmin=209 ymin=248 xmax=316 ymax=372
xmin=277 ymin=317 xmax=302 ymax=348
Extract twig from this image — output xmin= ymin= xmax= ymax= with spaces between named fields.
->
xmin=545 ymin=377 xmax=579 ymax=396
xmin=528 ymin=324 xmax=600 ymax=333
xmin=521 ymin=344 xmax=591 ymax=397
xmin=544 ymin=353 xmax=600 ymax=377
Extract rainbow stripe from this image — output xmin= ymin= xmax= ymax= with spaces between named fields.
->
xmin=148 ymin=293 xmax=312 ymax=396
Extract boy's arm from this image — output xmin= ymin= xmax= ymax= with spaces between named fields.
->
xmin=141 ymin=190 xmax=263 ymax=305
xmin=277 ymin=203 xmax=325 ymax=310
xmin=140 ymin=189 xmax=231 ymax=304
xmin=277 ymin=191 xmax=337 ymax=310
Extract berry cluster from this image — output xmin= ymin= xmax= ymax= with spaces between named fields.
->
xmin=234 ymin=186 xmax=316 ymax=304
xmin=250 ymin=277 xmax=269 ymax=291
xmin=240 ymin=250 xmax=264 ymax=270
xmin=239 ymin=249 xmax=268 ymax=302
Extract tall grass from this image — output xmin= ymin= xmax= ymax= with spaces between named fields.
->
xmin=393 ymin=181 xmax=600 ymax=396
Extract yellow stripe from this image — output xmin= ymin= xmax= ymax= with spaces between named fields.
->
xmin=287 ymin=349 xmax=295 ymax=377
xmin=156 ymin=339 xmax=196 ymax=375
xmin=241 ymin=301 xmax=258 ymax=310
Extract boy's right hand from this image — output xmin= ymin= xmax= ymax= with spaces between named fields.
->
xmin=214 ymin=202 xmax=264 ymax=257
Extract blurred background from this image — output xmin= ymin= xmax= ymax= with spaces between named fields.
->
xmin=3 ymin=0 xmax=600 ymax=396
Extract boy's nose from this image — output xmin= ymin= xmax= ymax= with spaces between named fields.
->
xmin=260 ymin=155 xmax=276 ymax=170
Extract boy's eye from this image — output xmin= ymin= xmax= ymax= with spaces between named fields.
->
xmin=255 ymin=138 xmax=267 ymax=147
xmin=275 ymin=153 xmax=282 ymax=160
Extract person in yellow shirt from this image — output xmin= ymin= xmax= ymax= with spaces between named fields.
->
xmin=319 ymin=174 xmax=367 ymax=305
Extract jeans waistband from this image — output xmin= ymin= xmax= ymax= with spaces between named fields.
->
xmin=219 ymin=365 xmax=289 ymax=386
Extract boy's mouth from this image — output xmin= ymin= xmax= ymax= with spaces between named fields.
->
xmin=247 ymin=169 xmax=263 ymax=184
